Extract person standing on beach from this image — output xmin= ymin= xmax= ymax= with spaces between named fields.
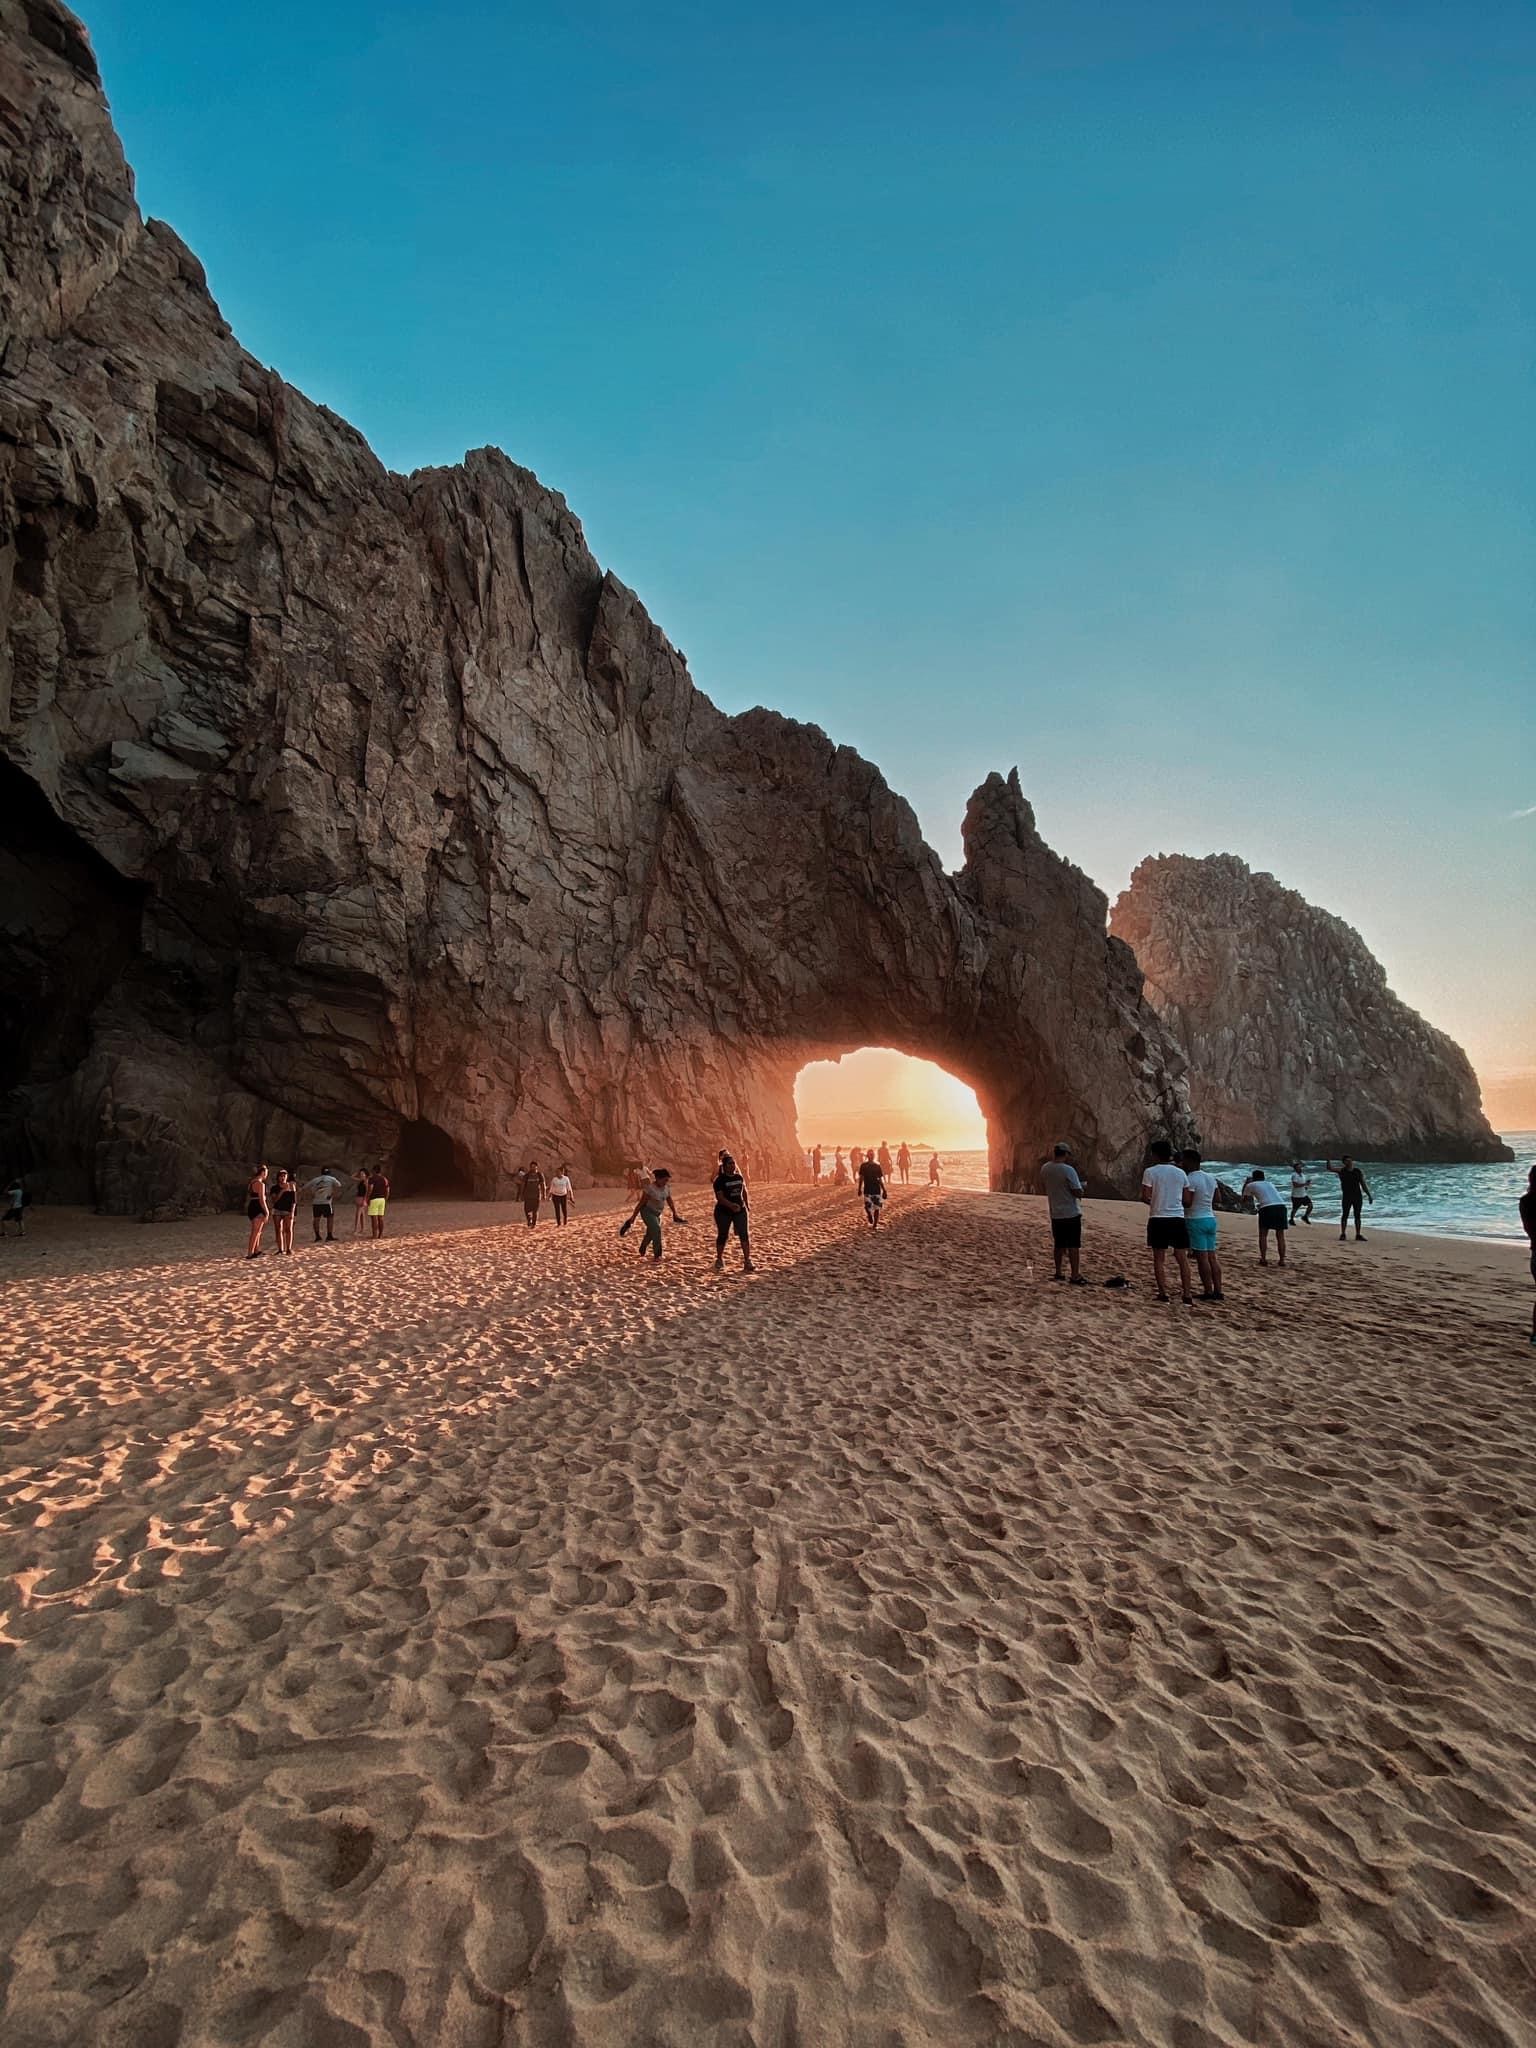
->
xmin=245 ymin=1165 xmax=270 ymax=1259
xmin=305 ymin=1166 xmax=343 ymax=1242
xmin=270 ymin=1169 xmax=298 ymax=1255
xmin=352 ymin=1167 xmax=369 ymax=1237
xmin=1289 ymin=1163 xmax=1314 ymax=1225
xmin=548 ymin=1166 xmax=574 ymax=1225
xmin=833 ymin=1148 xmax=849 ymax=1185
xmin=621 ymin=1167 xmax=685 ymax=1261
xmin=928 ymin=1152 xmax=943 ymax=1186
xmin=519 ymin=1161 xmax=546 ymax=1228
xmin=1040 ymin=1143 xmax=1087 ymax=1284
xmin=1245 ymin=1169 xmax=1289 ymax=1266
xmin=367 ymin=1164 xmax=390 ymax=1240
xmin=1520 ymin=1165 xmax=1535 ymax=1347
xmin=2 ymin=1173 xmax=26 ymax=1239
xmin=1181 ymin=1148 xmax=1224 ymax=1300
xmin=1324 ymin=1157 xmax=1373 ymax=1240
xmin=878 ymin=1141 xmax=894 ymax=1182
xmin=1140 ymin=1140 xmax=1195 ymax=1305
xmin=812 ymin=1144 xmax=823 ymax=1182
xmin=712 ymin=1151 xmax=755 ymax=1273
xmin=897 ymin=1142 xmax=912 ymax=1185
xmin=857 ymin=1149 xmax=888 ymax=1228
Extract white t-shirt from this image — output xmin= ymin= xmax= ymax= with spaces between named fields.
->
xmin=1290 ymin=1170 xmax=1311 ymax=1195
xmin=1142 ymin=1162 xmax=1189 ymax=1218
xmin=548 ymin=1175 xmax=572 ymax=1197
xmin=308 ymin=1173 xmax=342 ymax=1204
xmin=1184 ymin=1170 xmax=1218 ymax=1219
xmin=1248 ymin=1179 xmax=1285 ymax=1210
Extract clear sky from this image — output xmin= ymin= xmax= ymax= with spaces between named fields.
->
xmin=86 ymin=0 xmax=1535 ymax=1120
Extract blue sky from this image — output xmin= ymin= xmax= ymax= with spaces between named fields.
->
xmin=87 ymin=0 xmax=1534 ymax=1112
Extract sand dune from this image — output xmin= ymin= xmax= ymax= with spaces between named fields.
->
xmin=1 ymin=1186 xmax=1533 ymax=2046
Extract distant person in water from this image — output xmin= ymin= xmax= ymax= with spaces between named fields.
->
xmin=857 ymin=1149 xmax=888 ymax=1228
xmin=305 ymin=1166 xmax=342 ymax=1242
xmin=519 ymin=1161 xmax=546 ymax=1228
xmin=245 ymin=1165 xmax=270 ymax=1259
xmin=1521 ymin=1165 xmax=1535 ymax=1346
xmin=548 ymin=1165 xmax=574 ymax=1224
xmin=878 ymin=1141 xmax=894 ymax=1180
xmin=2 ymin=1173 xmax=26 ymax=1239
xmin=1140 ymin=1139 xmax=1195 ymax=1305
xmin=1181 ymin=1148 xmax=1224 ymax=1300
xmin=621 ymin=1167 xmax=684 ymax=1261
xmin=1289 ymin=1162 xmax=1314 ymax=1225
xmin=1324 ymin=1157 xmax=1373 ymax=1240
xmin=270 ymin=1169 xmax=298 ymax=1255
xmin=897 ymin=1142 xmax=912 ymax=1185
xmin=1040 ymin=1142 xmax=1086 ymax=1284
xmin=367 ymin=1164 xmax=390 ymax=1239
xmin=1245 ymin=1169 xmax=1289 ymax=1266
xmin=928 ymin=1152 xmax=942 ymax=1186
xmin=352 ymin=1167 xmax=369 ymax=1236
xmin=713 ymin=1151 xmax=755 ymax=1273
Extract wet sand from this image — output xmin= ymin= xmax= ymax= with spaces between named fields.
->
xmin=1 ymin=1185 xmax=1532 ymax=2046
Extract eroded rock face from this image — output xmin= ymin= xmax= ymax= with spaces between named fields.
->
xmin=1110 ymin=855 xmax=1510 ymax=1164
xmin=0 ymin=0 xmax=1192 ymax=1211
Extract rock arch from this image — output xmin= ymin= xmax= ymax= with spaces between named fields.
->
xmin=0 ymin=1 xmax=1192 ymax=1210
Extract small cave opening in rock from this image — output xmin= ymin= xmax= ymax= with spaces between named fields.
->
xmin=794 ymin=1048 xmax=988 ymax=1184
xmin=394 ymin=1117 xmax=476 ymax=1198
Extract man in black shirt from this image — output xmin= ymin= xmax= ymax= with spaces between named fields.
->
xmin=857 ymin=1150 xmax=888 ymax=1229
xmin=1324 ymin=1157 xmax=1373 ymax=1241
xmin=1520 ymin=1166 xmax=1535 ymax=1347
xmin=712 ymin=1152 xmax=755 ymax=1273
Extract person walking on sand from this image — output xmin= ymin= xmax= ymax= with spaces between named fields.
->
xmin=1289 ymin=1162 xmax=1314 ymax=1225
xmin=245 ymin=1164 xmax=271 ymax=1259
xmin=1140 ymin=1140 xmax=1195 ymax=1305
xmin=367 ymin=1164 xmax=391 ymax=1239
xmin=713 ymin=1151 xmax=755 ymax=1273
xmin=2 ymin=1173 xmax=26 ymax=1240
xmin=1520 ymin=1164 xmax=1535 ymax=1347
xmin=305 ymin=1166 xmax=343 ymax=1242
xmin=812 ymin=1143 xmax=823 ymax=1182
xmin=621 ymin=1167 xmax=685 ymax=1261
xmin=270 ymin=1168 xmax=299 ymax=1255
xmin=519 ymin=1160 xmax=546 ymax=1228
xmin=1181 ymin=1148 xmax=1224 ymax=1300
xmin=1245 ymin=1169 xmax=1289 ymax=1266
xmin=897 ymin=1142 xmax=912 ymax=1185
xmin=928 ymin=1151 xmax=942 ymax=1186
xmin=352 ymin=1167 xmax=370 ymax=1237
xmin=1041 ymin=1142 xmax=1087 ymax=1284
xmin=1324 ymin=1156 xmax=1373 ymax=1240
xmin=548 ymin=1165 xmax=574 ymax=1225
xmin=857 ymin=1149 xmax=888 ymax=1228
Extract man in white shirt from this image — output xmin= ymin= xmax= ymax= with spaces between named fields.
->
xmin=1040 ymin=1142 xmax=1087 ymax=1283
xmin=1289 ymin=1163 xmax=1314 ymax=1225
xmin=1140 ymin=1139 xmax=1195 ymax=1305
xmin=304 ymin=1167 xmax=343 ymax=1242
xmin=1180 ymin=1148 xmax=1223 ymax=1301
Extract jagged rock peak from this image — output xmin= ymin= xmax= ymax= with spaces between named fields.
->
xmin=1110 ymin=854 xmax=1510 ymax=1164
xmin=0 ymin=0 xmax=1193 ymax=1212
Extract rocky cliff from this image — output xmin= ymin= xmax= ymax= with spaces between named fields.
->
xmin=0 ymin=0 xmax=1192 ymax=1213
xmin=1110 ymin=855 xmax=1510 ymax=1164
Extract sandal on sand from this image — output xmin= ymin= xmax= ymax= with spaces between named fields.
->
xmin=1155 ymin=1291 xmax=1171 ymax=1302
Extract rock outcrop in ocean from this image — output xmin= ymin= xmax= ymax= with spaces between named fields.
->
xmin=1110 ymin=855 xmax=1510 ymax=1164
xmin=0 ymin=0 xmax=1193 ymax=1212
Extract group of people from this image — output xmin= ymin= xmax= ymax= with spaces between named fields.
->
xmin=513 ymin=1163 xmax=576 ymax=1227
xmin=806 ymin=1140 xmax=942 ymax=1191
xmin=618 ymin=1152 xmax=755 ymax=1271
xmin=1041 ymin=1141 xmax=1391 ymax=1306
xmin=244 ymin=1165 xmax=391 ymax=1256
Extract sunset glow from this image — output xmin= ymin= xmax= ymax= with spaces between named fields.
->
xmin=795 ymin=1049 xmax=988 ymax=1153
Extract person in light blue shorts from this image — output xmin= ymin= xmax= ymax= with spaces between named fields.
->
xmin=1180 ymin=1148 xmax=1224 ymax=1301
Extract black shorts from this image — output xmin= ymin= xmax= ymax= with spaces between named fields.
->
xmin=1147 ymin=1218 xmax=1189 ymax=1251
xmin=1050 ymin=1216 xmax=1082 ymax=1250
xmin=246 ymin=1200 xmax=265 ymax=1220
xmin=2 ymin=1206 xmax=21 ymax=1223
xmin=715 ymin=1204 xmax=748 ymax=1239
xmin=1259 ymin=1204 xmax=1287 ymax=1231
xmin=313 ymin=1203 xmax=332 ymax=1217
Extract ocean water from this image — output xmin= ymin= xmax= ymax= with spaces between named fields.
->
xmin=922 ymin=1138 xmax=1535 ymax=1245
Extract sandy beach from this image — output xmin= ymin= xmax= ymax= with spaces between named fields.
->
xmin=2 ymin=1184 xmax=1533 ymax=2047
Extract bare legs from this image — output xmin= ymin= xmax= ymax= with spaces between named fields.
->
xmin=1152 ymin=1245 xmax=1194 ymax=1304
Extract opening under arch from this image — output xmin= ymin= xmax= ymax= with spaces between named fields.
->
xmin=394 ymin=1116 xmax=476 ymax=1197
xmin=794 ymin=1048 xmax=987 ymax=1168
